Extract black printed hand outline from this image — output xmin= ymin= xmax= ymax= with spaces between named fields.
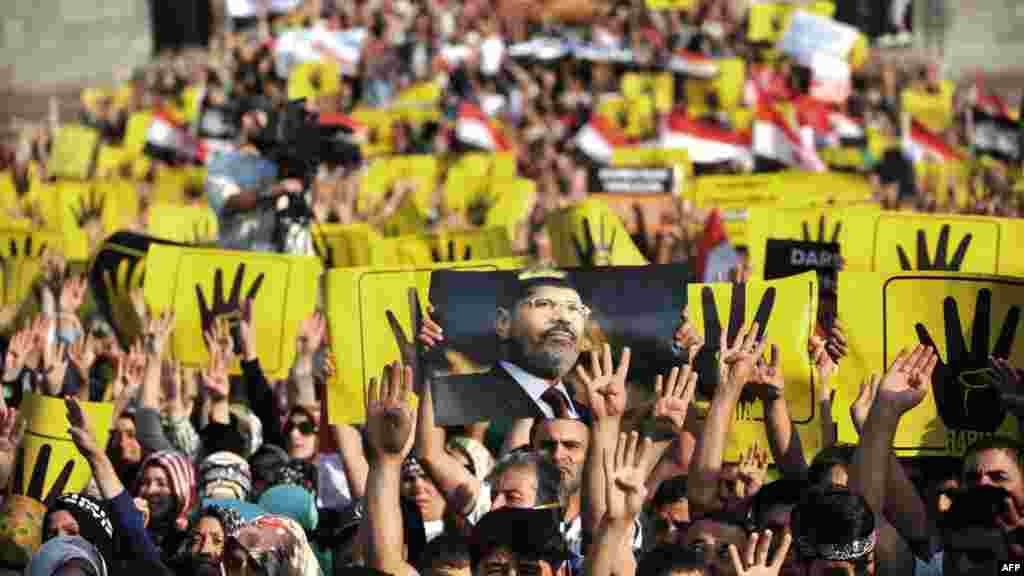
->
xmin=573 ymin=216 xmax=617 ymax=267
xmin=801 ymin=215 xmax=841 ymax=244
xmin=195 ymin=264 xmax=266 ymax=354
xmin=695 ymin=283 xmax=776 ymax=400
xmin=897 ymin=225 xmax=973 ymax=272
xmin=71 ymin=186 xmax=105 ymax=229
xmin=431 ymin=240 xmax=472 ymax=263
xmin=914 ymin=288 xmax=1021 ymax=432
xmin=312 ymin=238 xmax=337 ymax=268
xmin=0 ymin=236 xmax=50 ymax=306
xmin=10 ymin=444 xmax=74 ymax=508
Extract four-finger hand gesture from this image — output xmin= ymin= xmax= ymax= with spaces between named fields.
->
xmin=719 ymin=323 xmax=765 ymax=394
xmin=850 ymin=374 xmax=880 ymax=435
xmin=737 ymin=443 xmax=770 ymax=496
xmin=878 ymin=345 xmax=938 ymax=415
xmin=826 ymin=319 xmax=849 ymax=365
xmin=728 ymin=530 xmax=793 ymax=576
xmin=4 ymin=328 xmax=33 ymax=376
xmin=69 ymin=334 xmax=97 ymax=381
xmin=145 ymin=309 xmax=176 ymax=354
xmin=59 ymin=275 xmax=87 ymax=314
xmin=750 ymin=344 xmax=785 ymax=403
xmin=42 ymin=340 xmax=69 ymax=397
xmin=672 ymin=306 xmax=705 ymax=364
xmin=202 ymin=348 xmax=230 ymax=401
xmin=652 ymin=365 xmax=697 ymax=435
xmin=297 ymin=312 xmax=326 ymax=358
xmin=602 ymin=431 xmax=651 ymax=524
xmin=575 ymin=344 xmax=631 ymax=423
xmin=365 ymin=362 xmax=416 ymax=464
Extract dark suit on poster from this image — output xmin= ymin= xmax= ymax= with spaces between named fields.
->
xmin=433 ymin=362 xmax=591 ymax=426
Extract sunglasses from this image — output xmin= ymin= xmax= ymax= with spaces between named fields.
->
xmin=284 ymin=420 xmax=318 ymax=436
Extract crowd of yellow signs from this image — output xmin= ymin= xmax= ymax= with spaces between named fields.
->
xmin=2 ymin=0 xmax=1023 ymax=477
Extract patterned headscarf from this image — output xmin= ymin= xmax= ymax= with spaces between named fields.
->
xmin=136 ymin=450 xmax=196 ymax=531
xmin=230 ymin=515 xmax=321 ymax=576
xmin=42 ymin=494 xmax=115 ymax=568
xmin=26 ymin=536 xmax=107 ymax=576
xmin=199 ymin=451 xmax=253 ymax=501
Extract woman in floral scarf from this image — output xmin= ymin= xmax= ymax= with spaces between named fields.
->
xmin=224 ymin=515 xmax=321 ymax=576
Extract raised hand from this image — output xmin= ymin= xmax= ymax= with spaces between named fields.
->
xmin=737 ymin=443 xmax=770 ymax=497
xmin=68 ymin=334 xmax=97 ymax=380
xmin=602 ymin=431 xmax=652 ymax=523
xmin=0 ymin=402 xmax=25 ymax=491
xmin=573 ymin=216 xmax=616 ymax=267
xmin=65 ymin=396 xmax=99 ymax=462
xmin=878 ymin=346 xmax=939 ymax=415
xmin=809 ymin=335 xmax=837 ymax=385
xmin=851 ymin=374 xmax=880 ymax=435
xmin=201 ymin=347 xmax=230 ymax=402
xmin=826 ymin=318 xmax=849 ymax=364
xmin=4 ymin=327 xmax=34 ymax=377
xmin=59 ymin=275 xmax=88 ymax=315
xmin=896 ymin=224 xmax=972 ymax=272
xmin=195 ymin=264 xmax=265 ymax=350
xmin=238 ymin=299 xmax=257 ymax=362
xmin=749 ymin=344 xmax=785 ymax=402
xmin=728 ymin=530 xmax=793 ymax=576
xmin=651 ymin=365 xmax=697 ymax=435
xmin=365 ymin=362 xmax=416 ymax=463
xmin=718 ymin=323 xmax=766 ymax=394
xmin=41 ymin=340 xmax=69 ymax=397
xmin=575 ymin=343 xmax=631 ymax=422
xmin=144 ymin=308 xmax=176 ymax=354
xmin=297 ymin=311 xmax=326 ymax=358
xmin=916 ymin=289 xmax=1020 ymax=431
xmin=386 ymin=288 xmax=425 ymax=373
xmin=672 ymin=305 xmax=705 ymax=364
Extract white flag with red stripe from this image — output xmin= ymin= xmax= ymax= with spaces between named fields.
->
xmin=905 ymin=121 xmax=964 ymax=164
xmin=455 ymin=103 xmax=511 ymax=152
xmin=667 ymin=51 xmax=719 ymax=79
xmin=659 ymin=113 xmax=753 ymax=166
xmin=753 ymin=108 xmax=826 ymax=172
xmin=573 ymin=115 xmax=634 ymax=164
xmin=146 ymin=112 xmax=207 ymax=164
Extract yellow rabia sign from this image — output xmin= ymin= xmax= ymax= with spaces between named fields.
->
xmin=325 ymin=257 xmax=527 ymax=424
xmin=143 ymin=244 xmax=322 ymax=379
xmin=836 ymin=272 xmax=1023 ymax=456
xmin=545 ymin=199 xmax=648 ymax=267
xmin=686 ymin=272 xmax=820 ymax=462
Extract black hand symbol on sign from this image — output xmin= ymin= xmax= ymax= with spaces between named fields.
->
xmin=432 ymin=240 xmax=472 ymax=263
xmin=71 ymin=186 xmax=105 ymax=228
xmin=801 ymin=215 xmax=841 ymax=244
xmin=312 ymin=235 xmax=337 ymax=268
xmin=0 ymin=236 xmax=50 ymax=305
xmin=695 ymin=283 xmax=776 ymax=400
xmin=195 ymin=264 xmax=266 ymax=354
xmin=897 ymin=225 xmax=972 ymax=271
xmin=573 ymin=216 xmax=616 ymax=267
xmin=915 ymin=289 xmax=1020 ymax=432
xmin=10 ymin=444 xmax=74 ymax=508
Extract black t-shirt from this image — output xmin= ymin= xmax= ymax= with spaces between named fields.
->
xmin=877 ymin=147 xmax=917 ymax=200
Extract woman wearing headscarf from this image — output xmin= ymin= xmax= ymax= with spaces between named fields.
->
xmin=42 ymin=494 xmax=115 ymax=572
xmin=168 ymin=504 xmax=243 ymax=576
xmin=25 ymin=537 xmax=108 ymax=576
xmin=198 ymin=451 xmax=252 ymax=502
xmin=134 ymin=450 xmax=196 ymax=559
xmin=223 ymin=515 xmax=322 ymax=576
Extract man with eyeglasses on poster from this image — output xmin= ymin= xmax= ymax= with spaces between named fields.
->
xmin=423 ymin=270 xmax=593 ymax=425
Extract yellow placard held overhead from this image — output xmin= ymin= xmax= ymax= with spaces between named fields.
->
xmin=147 ymin=203 xmax=220 ymax=245
xmin=836 ymin=272 xmax=1024 ymax=456
xmin=142 ymin=244 xmax=322 ymax=379
xmin=484 ymin=178 xmax=536 ymax=246
xmin=325 ymin=257 xmax=528 ymax=424
xmin=644 ymin=0 xmax=694 ymax=10
xmin=686 ymin=272 xmax=820 ymax=462
xmin=312 ymin=222 xmax=382 ymax=268
xmin=287 ymin=60 xmax=342 ymax=101
xmin=545 ymin=199 xmax=648 ymax=267
xmin=123 ymin=112 xmax=154 ymax=157
xmin=872 ymin=213 xmax=1001 ymax=274
xmin=16 ymin=393 xmax=114 ymax=498
xmin=48 ymin=125 xmax=102 ymax=181
xmin=0 ymin=228 xmax=63 ymax=307
xmin=744 ymin=204 xmax=881 ymax=275
xmin=902 ymin=82 xmax=955 ymax=135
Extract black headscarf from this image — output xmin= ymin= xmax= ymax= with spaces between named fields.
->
xmin=42 ymin=494 xmax=115 ymax=568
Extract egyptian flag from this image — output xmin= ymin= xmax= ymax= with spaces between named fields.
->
xmin=659 ymin=113 xmax=753 ymax=166
xmin=695 ymin=208 xmax=741 ymax=282
xmin=145 ymin=111 xmax=207 ymax=164
xmin=905 ymin=121 xmax=964 ymax=164
xmin=573 ymin=114 xmax=634 ymax=164
xmin=752 ymin=107 xmax=827 ymax=172
xmin=319 ymin=112 xmax=369 ymax=143
xmin=455 ymin=102 xmax=512 ymax=152
xmin=971 ymin=73 xmax=1012 ymax=119
xmin=667 ymin=50 xmax=718 ymax=79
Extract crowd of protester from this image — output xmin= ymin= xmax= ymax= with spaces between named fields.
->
xmin=0 ymin=0 xmax=1023 ymax=575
